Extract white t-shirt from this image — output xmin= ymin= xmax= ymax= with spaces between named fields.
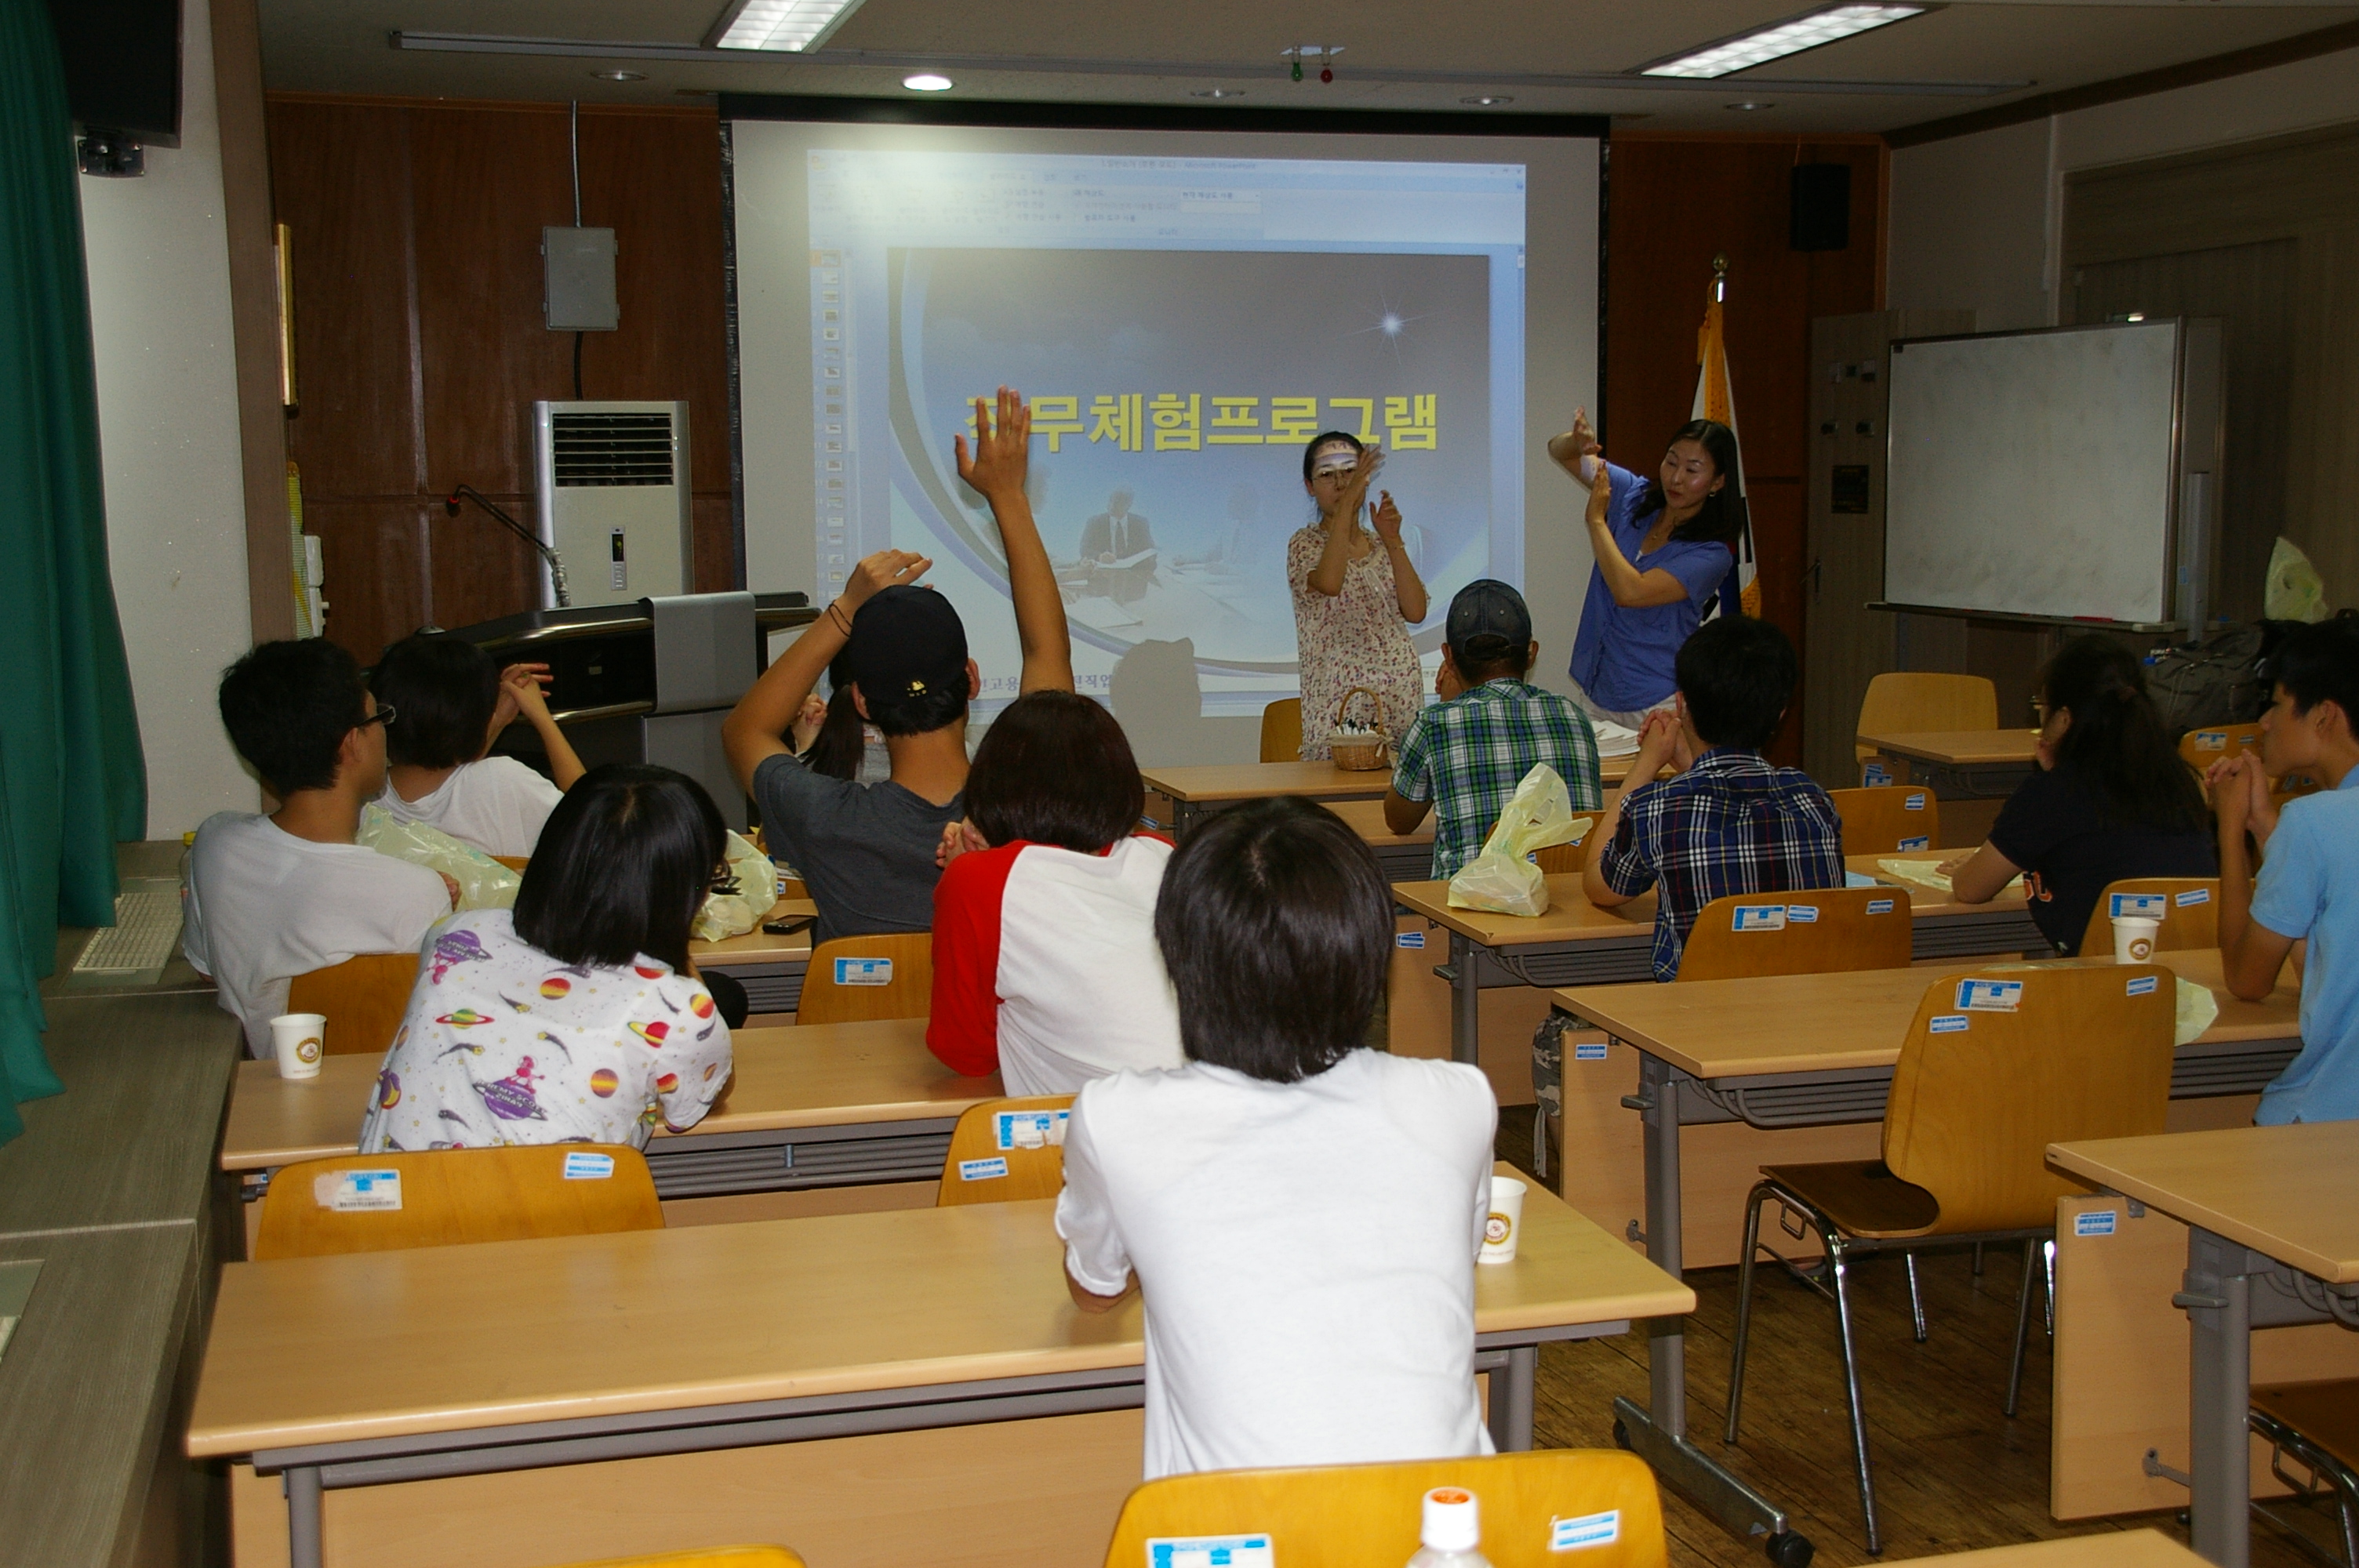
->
xmin=1056 ymin=1049 xmax=1497 ymax=1479
xmin=374 ymin=757 xmax=565 ymax=859
xmin=181 ymin=812 xmax=453 ymax=1056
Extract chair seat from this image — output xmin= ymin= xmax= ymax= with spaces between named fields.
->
xmin=1761 ymin=1160 xmax=1942 ymax=1240
xmin=2254 ymin=1379 xmax=2359 ymax=1472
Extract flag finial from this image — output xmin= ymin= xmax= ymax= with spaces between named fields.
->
xmin=1711 ymin=252 xmax=1728 ymax=302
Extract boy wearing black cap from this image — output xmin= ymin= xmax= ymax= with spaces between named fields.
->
xmin=722 ymin=387 xmax=1073 ymax=946
xmin=1385 ymin=579 xmax=1602 ymax=879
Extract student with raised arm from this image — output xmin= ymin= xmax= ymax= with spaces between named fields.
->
xmin=2211 ymin=612 xmax=2359 ymax=1123
xmin=721 ymin=387 xmax=1073 ymax=946
xmin=369 ymin=633 xmax=587 ymax=859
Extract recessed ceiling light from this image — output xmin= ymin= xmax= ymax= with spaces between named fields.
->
xmin=1459 ymin=96 xmax=1514 ymax=107
xmin=1190 ymin=88 xmax=1245 ymax=99
xmin=903 ymin=73 xmax=954 ymax=92
xmin=714 ymin=0 xmax=868 ymax=52
xmin=1638 ymin=3 xmax=1926 ymax=79
xmin=591 ymin=70 xmax=646 ymax=82
xmin=1725 ymin=101 xmax=1776 ymax=111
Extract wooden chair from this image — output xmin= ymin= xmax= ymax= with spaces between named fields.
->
xmin=1676 ymin=888 xmax=1914 ymax=983
xmin=543 ymin=1548 xmax=805 ymax=1568
xmin=2076 ymin=877 xmax=2222 ymax=958
xmin=1855 ymin=672 xmax=1998 ymax=770
xmin=1102 ymin=1449 xmax=1667 ymax=1568
xmin=492 ymin=855 xmax=531 ymax=872
xmin=285 ymin=952 xmax=421 ymax=1058
xmin=2249 ymin=1379 xmax=2359 ymax=1568
xmin=1260 ymin=698 xmax=1303 ymax=763
xmin=936 ymin=1095 xmax=1074 ymax=1207
xmin=2181 ymin=724 xmax=2328 ymax=808
xmin=1826 ymin=786 xmax=1943 ymax=857
xmin=795 ymin=933 xmax=933 ymax=1025
xmin=253 ymin=1145 xmax=663 ymax=1260
xmin=1725 ymin=963 xmax=2175 ymax=1553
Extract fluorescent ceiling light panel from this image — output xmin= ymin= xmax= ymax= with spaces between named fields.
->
xmin=1638 ymin=3 xmax=1928 ymax=78
xmin=713 ymin=0 xmax=867 ymax=52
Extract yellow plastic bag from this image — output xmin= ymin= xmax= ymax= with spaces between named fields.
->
xmin=2266 ymin=536 xmax=2331 ymax=623
xmin=692 ymin=830 xmax=780 ymax=942
xmin=1446 ymin=764 xmax=1595 ymax=918
xmin=357 ymin=805 xmax=520 ymax=910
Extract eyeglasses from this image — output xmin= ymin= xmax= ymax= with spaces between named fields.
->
xmin=1311 ymin=461 xmax=1358 ymax=481
xmin=361 ymin=703 xmax=397 ymax=730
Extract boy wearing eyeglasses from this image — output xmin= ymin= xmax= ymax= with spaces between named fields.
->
xmin=184 ymin=639 xmax=456 ymax=1058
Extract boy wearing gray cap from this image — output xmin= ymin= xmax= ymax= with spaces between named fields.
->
xmin=1385 ymin=579 xmax=1602 ymax=879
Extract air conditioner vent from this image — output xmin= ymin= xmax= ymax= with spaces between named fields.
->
xmin=551 ymin=412 xmax=674 ymax=487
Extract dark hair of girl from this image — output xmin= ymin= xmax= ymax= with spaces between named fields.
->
xmin=800 ymin=653 xmax=869 ymax=781
xmin=1299 ymin=429 xmax=1364 ymax=485
xmin=965 ymin=691 xmax=1144 ymax=854
xmin=1634 ymin=419 xmax=1747 ymax=548
xmin=369 ymin=633 xmax=500 ymax=771
xmin=514 ymin=764 xmax=725 ymax=973
xmin=2040 ymin=637 xmax=2209 ymax=834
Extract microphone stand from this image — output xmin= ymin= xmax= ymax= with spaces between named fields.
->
xmin=444 ymin=485 xmax=573 ymax=608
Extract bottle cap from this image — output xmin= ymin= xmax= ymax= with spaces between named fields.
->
xmin=1422 ymin=1487 xmax=1480 ymax=1552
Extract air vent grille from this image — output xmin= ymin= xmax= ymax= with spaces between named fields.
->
xmin=551 ymin=412 xmax=674 ymax=487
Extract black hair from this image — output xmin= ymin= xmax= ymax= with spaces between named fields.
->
xmin=1634 ymin=419 xmax=1747 ymax=548
xmin=1449 ymin=633 xmax=1532 ymax=684
xmin=1300 ymin=430 xmax=1364 ymax=485
xmin=801 ymin=653 xmax=869 ymax=781
xmin=217 ymin=638 xmax=371 ymax=796
xmin=2040 ymin=637 xmax=2212 ymax=834
xmin=966 ymin=691 xmax=1143 ymax=854
xmin=1674 ymin=615 xmax=1796 ymax=750
xmin=861 ymin=681 xmax=968 ymax=738
xmin=513 ymin=764 xmax=725 ymax=973
xmin=369 ymin=633 xmax=499 ymax=771
xmin=2268 ymin=611 xmax=2359 ymax=728
xmin=1153 ymin=797 xmax=1391 ymax=1083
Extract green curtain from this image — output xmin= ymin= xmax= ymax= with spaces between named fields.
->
xmin=0 ymin=0 xmax=150 ymax=1144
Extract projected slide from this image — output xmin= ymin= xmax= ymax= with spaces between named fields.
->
xmin=800 ymin=149 xmax=1525 ymax=713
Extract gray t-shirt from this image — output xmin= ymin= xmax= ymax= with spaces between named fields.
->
xmin=754 ymin=751 xmax=961 ymax=947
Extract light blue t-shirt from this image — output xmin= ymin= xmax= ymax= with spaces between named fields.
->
xmin=2252 ymin=770 xmax=2359 ymax=1124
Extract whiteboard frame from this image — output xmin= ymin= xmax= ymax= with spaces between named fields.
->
xmin=1874 ymin=318 xmax=2213 ymax=635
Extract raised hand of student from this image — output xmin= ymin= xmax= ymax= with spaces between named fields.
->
xmin=842 ymin=548 xmax=933 ymax=613
xmin=954 ymin=387 xmax=1031 ymax=501
xmin=954 ymin=386 xmax=1073 ymax=695
xmin=790 ymin=693 xmax=829 ymax=753
xmin=500 ymin=662 xmax=555 ymax=722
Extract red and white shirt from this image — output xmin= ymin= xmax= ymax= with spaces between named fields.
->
xmin=928 ymin=835 xmax=1183 ymax=1095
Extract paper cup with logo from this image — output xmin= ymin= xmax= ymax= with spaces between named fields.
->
xmin=270 ymin=1013 xmax=326 ymax=1080
xmin=2111 ymin=916 xmax=2161 ymax=964
xmin=1481 ymin=1175 xmax=1528 ymax=1265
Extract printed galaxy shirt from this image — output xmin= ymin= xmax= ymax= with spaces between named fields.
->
xmin=357 ymin=908 xmax=733 ymax=1153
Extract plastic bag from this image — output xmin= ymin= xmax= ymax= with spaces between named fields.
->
xmin=2175 ymin=975 xmax=2219 ymax=1046
xmin=692 ymin=830 xmax=780 ymax=942
xmin=357 ymin=805 xmax=521 ymax=910
xmin=2266 ymin=537 xmax=2330 ymax=624
xmin=1446 ymin=764 xmax=1594 ymax=918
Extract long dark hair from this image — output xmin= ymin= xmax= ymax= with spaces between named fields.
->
xmin=800 ymin=653 xmax=868 ymax=781
xmin=2042 ymin=637 xmax=2209 ymax=833
xmin=1634 ymin=419 xmax=1746 ymax=548
xmin=966 ymin=691 xmax=1143 ymax=854
xmin=514 ymin=764 xmax=726 ymax=971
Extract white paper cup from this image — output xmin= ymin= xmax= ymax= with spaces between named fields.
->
xmin=2111 ymin=916 xmax=2161 ymax=964
xmin=270 ymin=1013 xmax=325 ymax=1080
xmin=1481 ymin=1176 xmax=1528 ymax=1265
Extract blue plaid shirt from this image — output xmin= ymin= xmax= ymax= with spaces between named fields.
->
xmin=1597 ymin=747 xmax=1846 ymax=981
xmin=1391 ymin=680 xmax=1603 ymax=879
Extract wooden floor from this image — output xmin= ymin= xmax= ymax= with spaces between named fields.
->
xmin=1493 ymin=1120 xmax=2336 ymax=1568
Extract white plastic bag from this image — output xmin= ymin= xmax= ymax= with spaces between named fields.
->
xmin=692 ymin=830 xmax=780 ymax=942
xmin=2266 ymin=536 xmax=2330 ymax=623
xmin=1445 ymin=764 xmax=1594 ymax=918
xmin=357 ymin=805 xmax=521 ymax=910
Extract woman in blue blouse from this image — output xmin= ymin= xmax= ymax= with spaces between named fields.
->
xmin=1553 ymin=412 xmax=1744 ymax=730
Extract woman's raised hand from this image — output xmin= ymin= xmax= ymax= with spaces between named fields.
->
xmin=1548 ymin=408 xmax=1601 ymax=477
xmin=1585 ymin=455 xmax=1615 ymax=528
xmin=1372 ymin=491 xmax=1405 ymax=545
xmin=1330 ymin=443 xmax=1384 ymax=521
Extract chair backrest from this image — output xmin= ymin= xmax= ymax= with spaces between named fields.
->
xmin=2180 ymin=725 xmax=2326 ymax=802
xmin=253 ymin=1145 xmax=664 ymax=1259
xmin=796 ymin=932 xmax=934 ymax=1025
xmin=937 ymin=1095 xmax=1076 ymax=1207
xmin=1856 ymin=672 xmax=2000 ymax=739
xmin=285 ymin=952 xmax=422 ymax=1057
xmin=543 ymin=1548 xmax=805 ymax=1568
xmin=491 ymin=855 xmax=531 ymax=872
xmin=2077 ymin=877 xmax=2222 ymax=959
xmin=1103 ymin=1450 xmax=1666 ymax=1568
xmin=1884 ymin=963 xmax=2175 ymax=1236
xmin=1260 ymin=698 xmax=1303 ymax=763
xmin=1674 ymin=888 xmax=1913 ymax=982
xmin=1826 ymin=786 xmax=1943 ymax=857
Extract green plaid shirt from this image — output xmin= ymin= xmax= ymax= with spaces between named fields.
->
xmin=1391 ymin=680 xmax=1604 ymax=879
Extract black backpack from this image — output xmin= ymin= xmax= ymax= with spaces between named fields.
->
xmin=2142 ymin=622 xmax=2303 ymax=731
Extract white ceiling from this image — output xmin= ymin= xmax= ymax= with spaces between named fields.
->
xmin=257 ymin=0 xmax=2359 ymax=135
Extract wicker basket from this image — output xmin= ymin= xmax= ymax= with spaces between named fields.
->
xmin=1326 ymin=686 xmax=1392 ymax=771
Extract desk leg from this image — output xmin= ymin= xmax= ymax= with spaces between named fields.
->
xmin=1448 ymin=932 xmax=1480 ymax=1067
xmin=1488 ymin=1344 xmax=1538 ymax=1452
xmin=2183 ymin=1226 xmax=2252 ymax=1568
xmin=1608 ymin=1051 xmax=1804 ymax=1566
xmin=284 ymin=1466 xmax=324 ymax=1568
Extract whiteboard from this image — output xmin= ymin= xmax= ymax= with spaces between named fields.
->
xmin=1885 ymin=321 xmax=2180 ymax=625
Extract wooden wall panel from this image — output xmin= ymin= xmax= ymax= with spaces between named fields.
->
xmin=1605 ymin=136 xmax=1885 ymax=764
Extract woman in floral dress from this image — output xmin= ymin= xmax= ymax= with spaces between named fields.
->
xmin=1287 ymin=432 xmax=1429 ymax=760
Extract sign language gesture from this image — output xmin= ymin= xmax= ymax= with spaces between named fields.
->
xmin=1548 ymin=408 xmax=1601 ymax=478
xmin=955 ymin=386 xmax=1030 ymax=502
xmin=1371 ymin=490 xmax=1405 ymax=546
xmin=1325 ymin=442 xmax=1384 ymax=525
xmin=1586 ymin=453 xmax=1616 ymax=529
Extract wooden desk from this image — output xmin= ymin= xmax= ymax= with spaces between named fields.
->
xmin=220 ymin=1017 xmax=1001 ymax=1225
xmin=1882 ymin=1532 xmax=2206 ymax=1568
xmin=1857 ymin=729 xmax=2041 ymax=846
xmin=2048 ymin=1124 xmax=2359 ymax=1568
xmin=189 ymin=1167 xmax=1692 ymax=1568
xmin=1143 ymin=755 xmax=1641 ymax=834
xmin=689 ymin=909 xmax=815 ymax=1018
xmin=1543 ymin=953 xmax=2303 ymax=1563
xmin=1329 ymin=797 xmax=1436 ymax=882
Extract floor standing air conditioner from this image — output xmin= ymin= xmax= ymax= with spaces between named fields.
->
xmin=532 ymin=401 xmax=691 ymax=608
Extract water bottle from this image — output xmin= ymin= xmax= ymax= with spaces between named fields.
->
xmin=1406 ymin=1486 xmax=1492 ymax=1568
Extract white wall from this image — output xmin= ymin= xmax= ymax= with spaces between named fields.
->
xmin=78 ymin=0 xmax=259 ymax=837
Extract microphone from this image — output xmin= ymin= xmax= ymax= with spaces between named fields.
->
xmin=444 ymin=485 xmax=573 ymax=608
